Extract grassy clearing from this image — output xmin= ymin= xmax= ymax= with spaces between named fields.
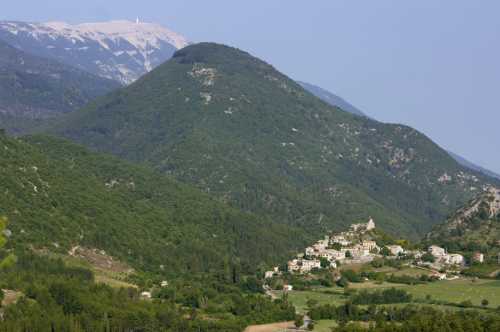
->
xmin=312 ymin=320 xmax=337 ymax=331
xmin=41 ymin=251 xmax=137 ymax=289
xmin=274 ymin=288 xmax=346 ymax=314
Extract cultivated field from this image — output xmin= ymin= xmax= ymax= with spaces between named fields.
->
xmin=275 ymin=278 xmax=500 ymax=314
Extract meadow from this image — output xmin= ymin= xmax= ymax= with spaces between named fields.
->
xmin=275 ymin=278 xmax=500 ymax=317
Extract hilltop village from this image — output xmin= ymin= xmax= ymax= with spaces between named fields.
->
xmin=265 ymin=218 xmax=494 ymax=285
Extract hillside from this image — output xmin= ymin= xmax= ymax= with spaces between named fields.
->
xmin=0 ymin=20 xmax=189 ymax=84
xmin=0 ymin=39 xmax=119 ymax=134
xmin=448 ymin=151 xmax=500 ymax=181
xmin=298 ymin=81 xmax=366 ymax=117
xmin=299 ymin=82 xmax=500 ymax=180
xmin=48 ymin=43 xmax=497 ymax=238
xmin=426 ymin=187 xmax=500 ymax=255
xmin=0 ymin=132 xmax=309 ymax=276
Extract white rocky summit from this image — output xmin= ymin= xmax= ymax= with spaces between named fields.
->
xmin=0 ymin=20 xmax=189 ymax=84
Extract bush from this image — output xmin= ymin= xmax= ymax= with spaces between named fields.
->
xmin=459 ymin=300 xmax=473 ymax=308
xmin=294 ymin=314 xmax=304 ymax=328
xmin=336 ymin=277 xmax=349 ymax=288
xmin=421 ymin=253 xmax=435 ymax=263
xmin=342 ymin=270 xmax=362 ymax=283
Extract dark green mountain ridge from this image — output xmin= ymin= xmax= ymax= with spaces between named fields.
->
xmin=47 ymin=43 xmax=498 ymax=238
xmin=0 ymin=132 xmax=308 ymax=276
xmin=0 ymin=39 xmax=119 ymax=134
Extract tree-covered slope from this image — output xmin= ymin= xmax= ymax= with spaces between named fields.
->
xmin=49 ymin=43 xmax=497 ymax=238
xmin=0 ymin=40 xmax=119 ymax=134
xmin=426 ymin=187 xmax=500 ymax=256
xmin=0 ymin=132 xmax=308 ymax=275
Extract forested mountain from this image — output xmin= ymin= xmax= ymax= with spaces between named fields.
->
xmin=0 ymin=132 xmax=308 ymax=275
xmin=298 ymin=81 xmax=366 ymax=117
xmin=299 ymin=81 xmax=500 ymax=183
xmin=448 ymin=151 xmax=500 ymax=181
xmin=0 ymin=20 xmax=189 ymax=84
xmin=47 ymin=43 xmax=497 ymax=238
xmin=426 ymin=187 xmax=500 ymax=256
xmin=0 ymin=40 xmax=119 ymax=134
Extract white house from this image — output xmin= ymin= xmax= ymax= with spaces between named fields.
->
xmin=342 ymin=246 xmax=369 ymax=258
xmin=301 ymin=259 xmax=321 ymax=272
xmin=264 ymin=271 xmax=275 ymax=279
xmin=288 ymin=259 xmax=301 ymax=272
xmin=362 ymin=240 xmax=379 ymax=252
xmin=428 ymin=245 xmax=446 ymax=257
xmin=160 ymin=280 xmax=169 ymax=287
xmin=305 ymin=247 xmax=315 ymax=256
xmin=140 ymin=291 xmax=152 ymax=299
xmin=325 ymin=249 xmax=346 ymax=261
xmin=446 ymin=254 xmax=464 ymax=266
xmin=387 ymin=245 xmax=404 ymax=256
xmin=331 ymin=235 xmax=351 ymax=247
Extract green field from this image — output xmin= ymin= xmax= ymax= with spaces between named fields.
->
xmin=312 ymin=320 xmax=337 ymax=332
xmin=277 ymin=278 xmax=500 ymax=315
xmin=350 ymin=279 xmax=500 ymax=308
xmin=273 ymin=288 xmax=346 ymax=314
xmin=398 ymin=279 xmax=500 ymax=308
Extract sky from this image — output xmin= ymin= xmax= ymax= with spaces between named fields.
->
xmin=2 ymin=1 xmax=500 ymax=173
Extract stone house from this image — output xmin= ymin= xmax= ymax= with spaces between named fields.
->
xmin=428 ymin=245 xmax=446 ymax=257
xmin=472 ymin=252 xmax=484 ymax=263
xmin=446 ymin=253 xmax=465 ymax=265
xmin=387 ymin=245 xmax=404 ymax=256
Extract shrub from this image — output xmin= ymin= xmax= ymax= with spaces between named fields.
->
xmin=421 ymin=253 xmax=435 ymax=263
xmin=459 ymin=300 xmax=473 ymax=308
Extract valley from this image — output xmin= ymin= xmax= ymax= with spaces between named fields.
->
xmin=0 ymin=11 xmax=498 ymax=331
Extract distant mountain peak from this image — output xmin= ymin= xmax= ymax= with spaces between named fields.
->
xmin=297 ymin=81 xmax=367 ymax=117
xmin=43 ymin=20 xmax=189 ymax=50
xmin=0 ymin=20 xmax=189 ymax=84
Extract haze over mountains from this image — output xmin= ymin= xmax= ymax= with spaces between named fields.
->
xmin=0 ymin=12 xmax=499 ymax=331
xmin=0 ymin=18 xmax=496 ymax=182
xmin=298 ymin=81 xmax=367 ymax=118
xmin=0 ymin=39 xmax=119 ymax=134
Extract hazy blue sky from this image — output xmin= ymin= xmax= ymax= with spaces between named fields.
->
xmin=3 ymin=1 xmax=500 ymax=173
